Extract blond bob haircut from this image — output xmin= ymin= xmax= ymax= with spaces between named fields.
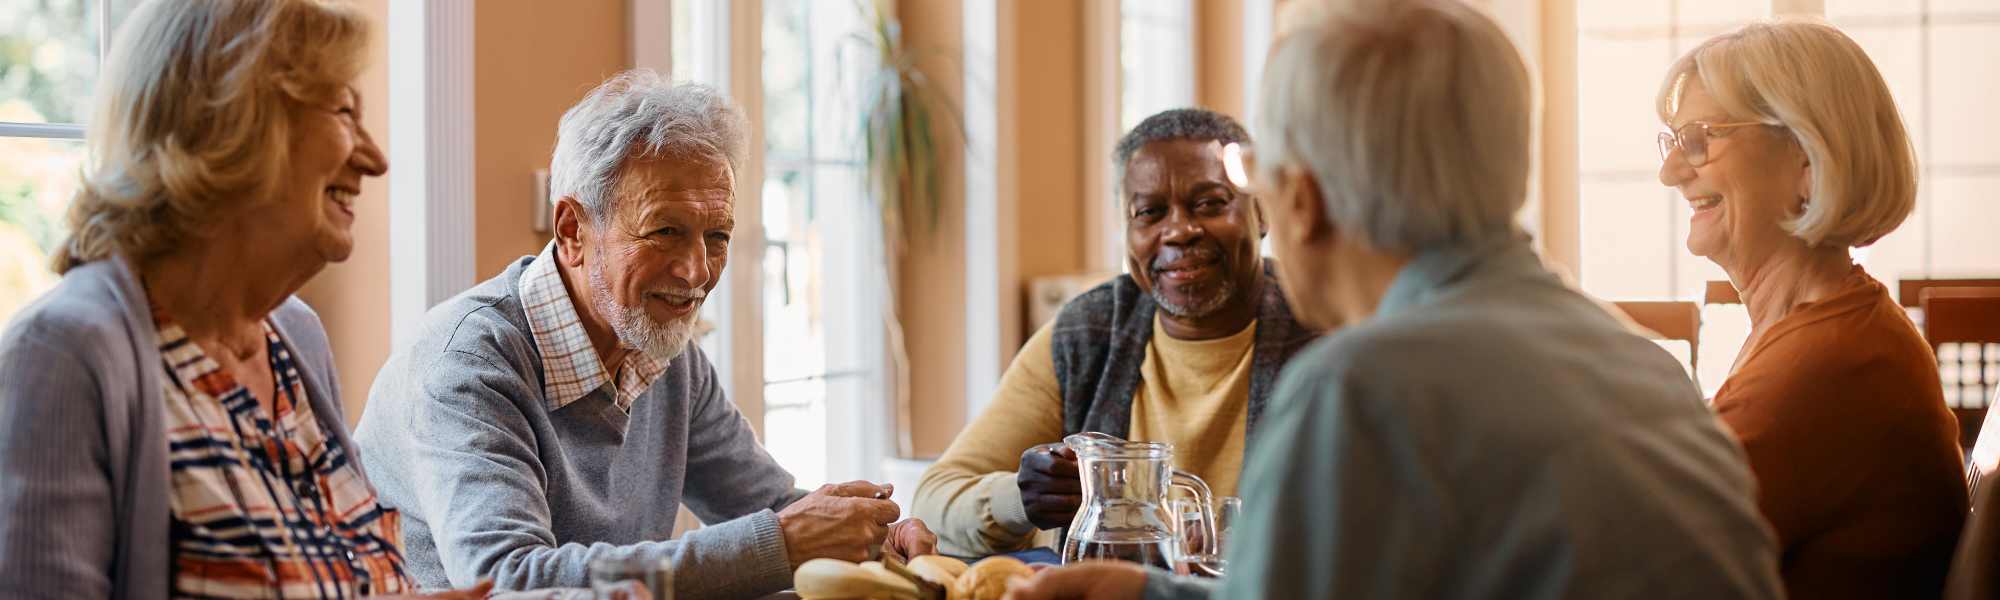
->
xmin=1657 ymin=21 xmax=1917 ymax=248
xmin=54 ymin=0 xmax=371 ymax=273
xmin=1253 ymin=0 xmax=1532 ymax=254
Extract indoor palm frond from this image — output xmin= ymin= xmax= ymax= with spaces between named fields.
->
xmin=852 ymin=0 xmax=964 ymax=254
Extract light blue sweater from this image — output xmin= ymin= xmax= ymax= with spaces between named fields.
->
xmin=1143 ymin=237 xmax=1785 ymax=599
xmin=0 ymin=257 xmax=350 ymax=600
xmin=354 ymin=256 xmax=807 ymax=599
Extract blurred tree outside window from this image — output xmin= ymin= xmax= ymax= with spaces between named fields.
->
xmin=0 ymin=0 xmax=122 ymax=325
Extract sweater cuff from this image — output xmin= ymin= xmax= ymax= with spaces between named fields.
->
xmin=746 ymin=510 xmax=794 ymax=588
xmin=1142 ymin=568 xmax=1216 ymax=600
xmin=673 ymin=509 xmax=794 ymax=599
xmin=982 ymin=472 xmax=1038 ymax=535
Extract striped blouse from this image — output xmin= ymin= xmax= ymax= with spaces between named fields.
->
xmin=154 ymin=312 xmax=410 ymax=598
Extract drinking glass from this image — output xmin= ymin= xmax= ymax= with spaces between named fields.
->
xmin=589 ymin=554 xmax=674 ymax=600
xmin=1173 ymin=496 xmax=1241 ymax=578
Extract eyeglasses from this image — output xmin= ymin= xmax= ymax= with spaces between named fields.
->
xmin=1657 ymin=121 xmax=1767 ymax=168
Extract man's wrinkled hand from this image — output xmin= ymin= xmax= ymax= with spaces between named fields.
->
xmin=778 ymin=480 xmax=902 ymax=567
xmin=1017 ymin=443 xmax=1082 ymax=530
xmin=882 ymin=518 xmax=937 ymax=561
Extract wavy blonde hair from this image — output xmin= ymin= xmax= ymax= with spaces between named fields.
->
xmin=1657 ymin=20 xmax=1917 ymax=248
xmin=53 ymin=0 xmax=371 ymax=273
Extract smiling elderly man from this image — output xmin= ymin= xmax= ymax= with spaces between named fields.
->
xmin=355 ymin=71 xmax=933 ymax=598
xmin=912 ymin=108 xmax=1321 ymax=556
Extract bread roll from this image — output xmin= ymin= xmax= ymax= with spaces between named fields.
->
xmin=952 ymin=556 xmax=1033 ymax=600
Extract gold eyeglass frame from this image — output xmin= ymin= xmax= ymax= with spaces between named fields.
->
xmin=1657 ymin=121 xmax=1766 ymax=167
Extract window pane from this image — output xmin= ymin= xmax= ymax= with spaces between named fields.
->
xmin=0 ymin=0 xmax=102 ymax=125
xmin=1577 ymin=35 xmax=1670 ymax=175
xmin=1677 ymin=0 xmax=1765 ymax=27
xmin=1828 ymin=0 xmax=1924 ymax=18
xmin=1930 ymin=176 xmax=2000 ymax=276
xmin=762 ymin=0 xmax=809 ymax=160
xmin=761 ymin=168 xmax=819 ymax=384
xmin=1119 ymin=0 xmax=1193 ymax=134
xmin=762 ymin=387 xmax=828 ymax=487
xmin=810 ymin=0 xmax=863 ymax=162
xmin=0 ymin=136 xmax=79 ymax=326
xmin=671 ymin=0 xmax=695 ymax=81
xmin=1932 ymin=0 xmax=2000 ymax=16
xmin=1929 ymin=23 xmax=2000 ymax=166
xmin=1841 ymin=25 xmax=1926 ymax=159
xmin=1858 ymin=199 xmax=1931 ymax=293
xmin=1578 ymin=0 xmax=1667 ymax=30
xmin=1580 ymin=180 xmax=1675 ymax=298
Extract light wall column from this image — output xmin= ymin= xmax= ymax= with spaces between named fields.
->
xmin=388 ymin=0 xmax=478 ymax=348
xmin=962 ymin=0 xmax=1019 ymax=418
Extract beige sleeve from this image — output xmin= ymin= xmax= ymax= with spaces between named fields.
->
xmin=912 ymin=321 xmax=1068 ymax=556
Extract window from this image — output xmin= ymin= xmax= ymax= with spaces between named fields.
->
xmin=1570 ymin=1 xmax=2000 ymax=395
xmin=1828 ymin=0 xmax=2000 ymax=406
xmin=0 ymin=0 xmax=137 ymax=324
xmin=757 ymin=0 xmax=885 ymax=488
xmin=1118 ymin=0 xmax=1195 ymax=134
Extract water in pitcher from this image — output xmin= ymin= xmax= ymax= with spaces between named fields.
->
xmin=1062 ymin=529 xmax=1183 ymax=574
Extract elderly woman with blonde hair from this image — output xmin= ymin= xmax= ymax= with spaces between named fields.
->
xmin=1008 ymin=1 xmax=1782 ymax=599
xmin=1657 ymin=21 xmax=1966 ymax=598
xmin=0 ymin=1 xmax=482 ymax=598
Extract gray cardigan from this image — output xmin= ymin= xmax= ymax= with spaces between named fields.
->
xmin=0 ymin=257 xmax=353 ymax=600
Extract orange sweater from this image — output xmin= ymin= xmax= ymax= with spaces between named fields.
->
xmin=1714 ymin=266 xmax=1967 ymax=599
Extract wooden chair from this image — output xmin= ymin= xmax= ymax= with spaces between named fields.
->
xmin=1613 ymin=301 xmax=1701 ymax=383
xmin=1902 ymin=278 xmax=2000 ymax=308
xmin=1703 ymin=280 xmax=1741 ymax=306
xmin=1923 ymin=287 xmax=2000 ymax=454
xmin=1948 ymin=387 xmax=2000 ymax=600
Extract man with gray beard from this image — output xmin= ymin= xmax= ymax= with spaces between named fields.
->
xmin=912 ymin=109 xmax=1322 ymax=557
xmin=355 ymin=71 xmax=934 ymax=599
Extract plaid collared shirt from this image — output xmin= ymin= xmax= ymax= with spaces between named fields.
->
xmin=518 ymin=243 xmax=669 ymax=412
xmin=155 ymin=312 xmax=410 ymax=598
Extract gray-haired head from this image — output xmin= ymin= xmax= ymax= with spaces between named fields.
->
xmin=1113 ymin=108 xmax=1251 ymax=196
xmin=1254 ymin=0 xmax=1531 ymax=254
xmin=549 ymin=69 xmax=748 ymax=222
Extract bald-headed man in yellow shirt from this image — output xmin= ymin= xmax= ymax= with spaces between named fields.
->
xmin=913 ymin=109 xmax=1321 ymax=556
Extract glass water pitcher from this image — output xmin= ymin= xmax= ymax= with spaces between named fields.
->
xmin=1058 ymin=432 xmax=1217 ymax=574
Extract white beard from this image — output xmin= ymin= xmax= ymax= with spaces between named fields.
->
xmin=589 ymin=259 xmax=702 ymax=362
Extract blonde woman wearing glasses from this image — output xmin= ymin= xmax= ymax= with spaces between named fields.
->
xmin=1657 ymin=21 xmax=1965 ymax=598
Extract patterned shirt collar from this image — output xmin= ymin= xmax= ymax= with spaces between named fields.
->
xmin=518 ymin=243 xmax=669 ymax=413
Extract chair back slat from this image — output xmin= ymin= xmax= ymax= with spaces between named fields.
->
xmin=1924 ymin=288 xmax=2000 ymax=455
xmin=1903 ymin=278 xmax=2000 ymax=308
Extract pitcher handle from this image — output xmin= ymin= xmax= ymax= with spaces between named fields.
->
xmin=1168 ymin=469 xmax=1218 ymax=557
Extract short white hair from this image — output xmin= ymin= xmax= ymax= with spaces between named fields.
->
xmin=1658 ymin=21 xmax=1916 ymax=248
xmin=549 ymin=70 xmax=747 ymax=220
xmin=1253 ymin=0 xmax=1532 ymax=254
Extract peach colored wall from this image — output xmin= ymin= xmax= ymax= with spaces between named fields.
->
xmin=1196 ymin=0 xmax=1246 ymax=120
xmin=473 ymin=0 xmax=629 ymax=278
xmin=298 ymin=0 xmax=391 ymax=422
xmin=1011 ymin=0 xmax=1088 ymax=320
xmin=899 ymin=0 xmax=971 ymax=458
